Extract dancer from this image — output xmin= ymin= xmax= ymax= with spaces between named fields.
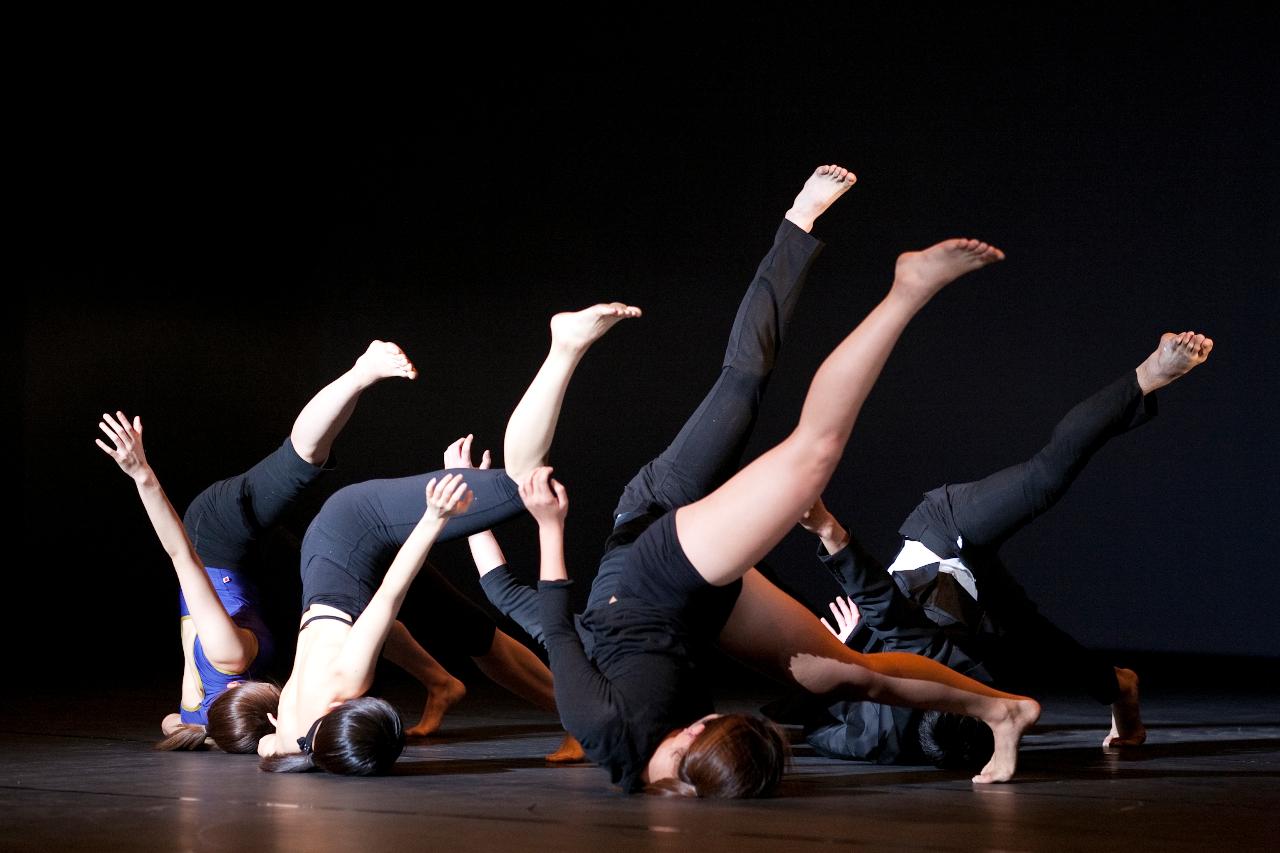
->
xmin=255 ymin=304 xmax=641 ymax=774
xmin=475 ymin=166 xmax=1038 ymax=797
xmin=772 ymin=331 xmax=1213 ymax=765
xmin=97 ymin=342 xmax=438 ymax=751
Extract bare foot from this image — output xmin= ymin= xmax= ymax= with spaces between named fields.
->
xmin=972 ymin=697 xmax=1040 ymax=784
xmin=545 ymin=733 xmax=587 ymax=763
xmin=404 ymin=675 xmax=466 ymax=738
xmin=784 ymin=164 xmax=856 ymax=233
xmin=1135 ymin=331 xmax=1213 ymax=394
xmin=549 ymin=303 xmax=642 ymax=352
xmin=891 ymin=238 xmax=1005 ymax=307
xmin=353 ymin=340 xmax=418 ymax=386
xmin=1104 ymin=667 xmax=1147 ymax=747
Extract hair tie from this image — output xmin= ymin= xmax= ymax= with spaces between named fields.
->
xmin=297 ymin=717 xmax=323 ymax=754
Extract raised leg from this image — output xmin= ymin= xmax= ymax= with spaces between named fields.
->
xmin=907 ymin=331 xmax=1212 ymax=553
xmin=613 ymin=167 xmax=852 ymax=519
xmin=718 ymin=570 xmax=1039 ymax=783
xmin=502 ymin=304 xmax=642 ymax=483
xmin=186 ymin=341 xmax=418 ymax=563
xmin=291 ymin=340 xmax=417 ymax=466
xmin=676 ymin=239 xmax=1005 ymax=586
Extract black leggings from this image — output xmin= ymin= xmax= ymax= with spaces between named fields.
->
xmin=483 ymin=220 xmax=824 ymax=642
xmin=300 ymin=468 xmax=526 ymax=656
xmin=899 ymin=370 xmax=1156 ymax=704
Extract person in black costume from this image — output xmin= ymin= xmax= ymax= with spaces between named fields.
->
xmin=471 ymin=165 xmax=1041 ymax=797
xmin=769 ymin=331 xmax=1213 ymax=766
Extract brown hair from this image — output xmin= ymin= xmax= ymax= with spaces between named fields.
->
xmin=207 ymin=681 xmax=282 ymax=754
xmin=155 ymin=724 xmax=212 ymax=751
xmin=648 ymin=713 xmax=789 ymax=798
xmin=259 ymin=696 xmax=405 ymax=776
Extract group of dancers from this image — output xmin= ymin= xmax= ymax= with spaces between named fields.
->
xmin=98 ymin=165 xmax=1212 ymax=796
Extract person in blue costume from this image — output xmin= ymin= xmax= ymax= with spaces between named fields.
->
xmin=98 ymin=341 xmax=477 ymax=751
xmin=469 ymin=166 xmax=1041 ymax=797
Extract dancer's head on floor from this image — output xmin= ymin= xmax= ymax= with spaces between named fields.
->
xmin=259 ymin=697 xmax=405 ymax=775
xmin=646 ymin=713 xmax=789 ymax=798
xmin=154 ymin=682 xmax=281 ymax=753
xmin=205 ymin=681 xmax=281 ymax=753
xmin=912 ymin=709 xmax=994 ymax=770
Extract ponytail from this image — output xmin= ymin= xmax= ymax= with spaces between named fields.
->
xmin=155 ymin=724 xmax=212 ymax=752
xmin=260 ymin=752 xmax=317 ymax=773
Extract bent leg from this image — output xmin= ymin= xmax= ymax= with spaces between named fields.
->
xmin=677 ymin=239 xmax=1006 ymax=586
xmin=290 ymin=340 xmax=417 ymax=466
xmin=718 ymin=570 xmax=1039 ymax=782
xmin=472 ymin=631 xmax=558 ymax=713
xmin=185 ymin=341 xmax=417 ymax=565
xmin=906 ymin=330 xmax=1213 ymax=553
xmin=183 ymin=439 xmax=328 ymax=568
xmin=381 ymin=620 xmax=466 ymax=737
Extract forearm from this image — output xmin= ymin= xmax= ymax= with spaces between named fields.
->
xmin=468 ymin=530 xmax=507 ymax=576
xmin=337 ymin=514 xmax=447 ymax=693
xmin=811 ymin=516 xmax=850 ymax=557
xmin=536 ymin=522 xmax=568 ymax=582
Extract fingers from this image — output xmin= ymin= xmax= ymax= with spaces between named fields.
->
xmin=461 ymin=433 xmax=474 ymax=464
xmin=479 ymin=449 xmax=492 ymax=470
xmin=820 ymin=617 xmax=839 ymax=639
xmin=519 ymin=466 xmax=553 ymax=500
xmin=425 ymin=473 xmax=473 ymax=516
xmin=98 ymin=420 xmax=123 ymax=450
xmin=518 ymin=466 xmax=565 ymax=513
xmin=94 ymin=438 xmax=115 ymax=456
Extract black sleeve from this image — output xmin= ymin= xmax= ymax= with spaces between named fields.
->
xmin=537 ymin=580 xmax=625 ymax=753
xmin=820 ymin=529 xmax=939 ymax=646
xmin=479 ymin=564 xmax=545 ymax=646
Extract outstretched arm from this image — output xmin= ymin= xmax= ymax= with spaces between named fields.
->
xmin=97 ymin=412 xmax=256 ymax=671
xmin=330 ymin=474 xmax=473 ymax=697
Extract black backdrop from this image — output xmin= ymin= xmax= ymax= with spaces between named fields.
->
xmin=15 ymin=6 xmax=1278 ymax=690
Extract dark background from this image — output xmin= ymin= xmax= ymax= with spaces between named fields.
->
xmin=15 ymin=5 xmax=1278 ymax=693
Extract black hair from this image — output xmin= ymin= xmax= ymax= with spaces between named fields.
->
xmin=260 ymin=697 xmax=405 ymax=776
xmin=914 ymin=710 xmax=994 ymax=770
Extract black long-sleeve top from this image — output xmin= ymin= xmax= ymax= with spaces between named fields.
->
xmin=537 ymin=579 xmax=714 ymax=793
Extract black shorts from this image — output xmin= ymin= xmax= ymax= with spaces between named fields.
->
xmin=183 ymin=438 xmax=328 ymax=571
